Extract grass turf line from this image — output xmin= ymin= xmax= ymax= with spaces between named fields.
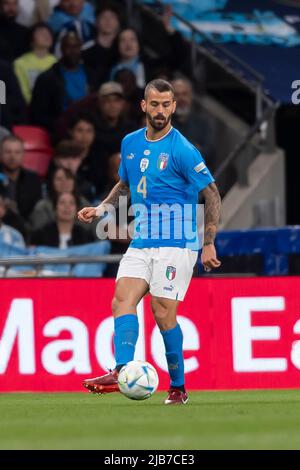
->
xmin=1 ymin=390 xmax=300 ymax=449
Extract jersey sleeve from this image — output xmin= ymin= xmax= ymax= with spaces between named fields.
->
xmin=118 ymin=138 xmax=129 ymax=183
xmin=178 ymin=141 xmax=215 ymax=192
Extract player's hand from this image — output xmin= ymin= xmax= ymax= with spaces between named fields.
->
xmin=201 ymin=244 xmax=221 ymax=272
xmin=77 ymin=205 xmax=105 ymax=224
xmin=162 ymin=4 xmax=175 ymax=34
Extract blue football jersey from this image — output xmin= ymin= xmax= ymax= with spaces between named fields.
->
xmin=118 ymin=127 xmax=215 ymax=250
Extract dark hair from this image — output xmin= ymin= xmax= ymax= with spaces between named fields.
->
xmin=68 ymin=111 xmax=97 ymax=131
xmin=96 ymin=1 xmax=123 ymax=24
xmin=54 ymin=190 xmax=81 ymax=211
xmin=114 ymin=67 xmax=136 ymax=81
xmin=61 ymin=31 xmax=82 ymax=47
xmin=29 ymin=22 xmax=54 ymax=45
xmin=151 ymin=65 xmax=173 ymax=82
xmin=144 ymin=79 xmax=175 ymax=100
xmin=54 ymin=140 xmax=83 ymax=159
xmin=48 ymin=166 xmax=76 ymax=201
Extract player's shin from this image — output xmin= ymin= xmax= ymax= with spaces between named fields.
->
xmin=114 ymin=314 xmax=139 ymax=371
xmin=160 ymin=323 xmax=185 ymax=390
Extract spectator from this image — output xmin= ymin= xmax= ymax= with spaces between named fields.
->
xmin=14 ymin=23 xmax=57 ymax=104
xmin=0 ymin=184 xmax=25 ymax=247
xmin=94 ymin=81 xmax=136 ymax=143
xmin=110 ymin=28 xmax=146 ymax=88
xmin=92 ymin=81 xmax=136 ymax=186
xmin=0 ymin=0 xmax=30 ymax=61
xmin=0 ymin=60 xmax=27 ymax=129
xmin=33 ymin=0 xmax=60 ymax=23
xmin=0 ymin=177 xmax=27 ymax=239
xmin=68 ymin=111 xmax=96 ymax=162
xmin=30 ymin=32 xmax=95 ymax=132
xmin=30 ymin=166 xmax=89 ymax=230
xmin=16 ymin=0 xmax=35 ymax=25
xmin=139 ymin=4 xmax=191 ymax=79
xmin=110 ymin=17 xmax=189 ymax=87
xmin=17 ymin=0 xmax=60 ymax=25
xmin=48 ymin=0 xmax=95 ymax=55
xmin=157 ymin=4 xmax=191 ymax=77
xmin=49 ymin=139 xmax=96 ymax=201
xmin=31 ymin=191 xmax=94 ymax=247
xmin=68 ymin=111 xmax=106 ymax=195
xmin=0 ymin=135 xmax=42 ymax=220
xmin=114 ymin=67 xmax=143 ymax=124
xmin=55 ymin=81 xmax=136 ymax=185
xmin=82 ymin=3 xmax=121 ymax=88
xmin=171 ymin=77 xmax=215 ymax=166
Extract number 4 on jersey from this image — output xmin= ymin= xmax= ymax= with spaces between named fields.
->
xmin=137 ymin=176 xmax=147 ymax=198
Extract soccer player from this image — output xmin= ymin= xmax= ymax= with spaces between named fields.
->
xmin=77 ymin=79 xmax=221 ymax=404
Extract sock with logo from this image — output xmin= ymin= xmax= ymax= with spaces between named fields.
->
xmin=160 ymin=323 xmax=185 ymax=388
xmin=114 ymin=314 xmax=139 ymax=369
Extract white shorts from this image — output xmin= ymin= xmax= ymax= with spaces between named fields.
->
xmin=116 ymin=247 xmax=198 ymax=301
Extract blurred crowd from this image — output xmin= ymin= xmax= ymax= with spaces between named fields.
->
xmin=0 ymin=0 xmax=215 ymax=274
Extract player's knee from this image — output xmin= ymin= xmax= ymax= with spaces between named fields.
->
xmin=152 ymin=297 xmax=177 ymax=330
xmin=153 ymin=307 xmax=174 ymax=330
xmin=112 ymin=293 xmax=137 ymax=316
xmin=111 ymin=295 xmax=127 ymax=315
xmin=153 ymin=305 xmax=168 ymax=321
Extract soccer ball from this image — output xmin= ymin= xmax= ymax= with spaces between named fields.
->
xmin=118 ymin=360 xmax=159 ymax=400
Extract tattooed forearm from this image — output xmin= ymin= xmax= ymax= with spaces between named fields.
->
xmin=201 ymin=183 xmax=221 ymax=245
xmin=102 ymin=180 xmax=130 ymax=209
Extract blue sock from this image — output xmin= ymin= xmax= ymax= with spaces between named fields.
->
xmin=160 ymin=324 xmax=185 ymax=388
xmin=114 ymin=314 xmax=139 ymax=368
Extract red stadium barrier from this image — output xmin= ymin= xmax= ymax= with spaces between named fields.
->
xmin=1 ymin=277 xmax=300 ymax=392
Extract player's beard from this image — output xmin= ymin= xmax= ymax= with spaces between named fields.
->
xmin=146 ymin=112 xmax=172 ymax=131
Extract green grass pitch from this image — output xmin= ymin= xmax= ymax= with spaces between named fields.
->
xmin=1 ymin=390 xmax=300 ymax=449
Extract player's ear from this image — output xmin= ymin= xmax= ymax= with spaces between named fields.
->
xmin=172 ymin=100 xmax=177 ymax=114
xmin=141 ymin=100 xmax=146 ymax=112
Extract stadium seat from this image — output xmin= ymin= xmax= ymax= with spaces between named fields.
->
xmin=21 ymin=150 xmax=52 ymax=178
xmin=12 ymin=125 xmax=52 ymax=151
xmin=12 ymin=126 xmax=53 ymax=177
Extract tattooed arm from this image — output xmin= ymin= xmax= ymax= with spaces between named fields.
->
xmin=77 ymin=180 xmax=130 ymax=224
xmin=101 ymin=180 xmax=130 ymax=211
xmin=200 ymin=182 xmax=222 ymax=271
